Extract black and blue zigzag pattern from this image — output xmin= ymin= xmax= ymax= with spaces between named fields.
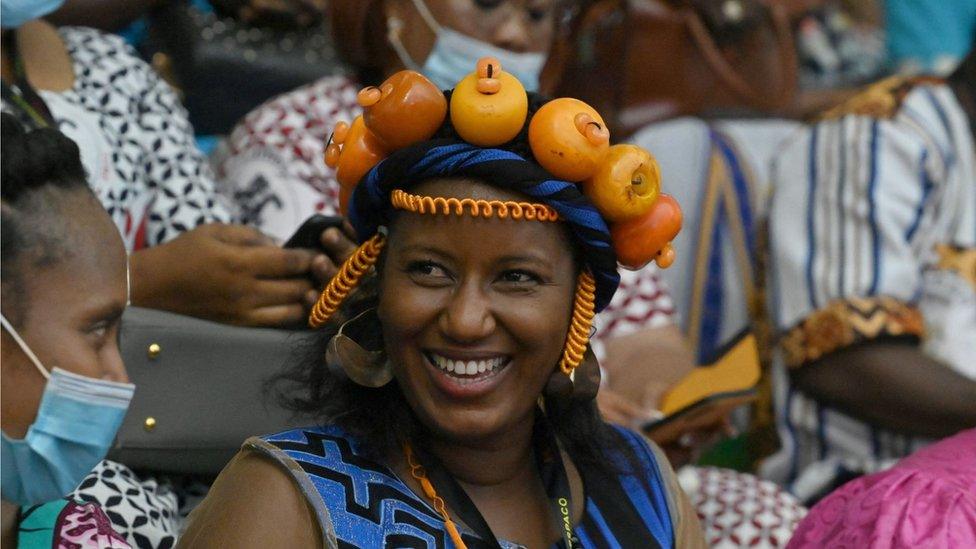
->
xmin=260 ymin=425 xmax=675 ymax=549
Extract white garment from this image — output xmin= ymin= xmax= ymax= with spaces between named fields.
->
xmin=761 ymin=84 xmax=976 ymax=500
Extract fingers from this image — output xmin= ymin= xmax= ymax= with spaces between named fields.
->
xmin=211 ymin=224 xmax=276 ymax=247
xmin=244 ymin=246 xmax=316 ymax=278
xmin=597 ymin=388 xmax=661 ymax=428
xmin=249 ymin=278 xmax=315 ymax=308
xmin=319 ymin=227 xmax=358 ymax=264
xmin=240 ymin=304 xmax=308 ymax=327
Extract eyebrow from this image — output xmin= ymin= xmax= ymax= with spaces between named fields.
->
xmin=82 ymin=301 xmax=126 ymax=326
xmin=398 ymin=245 xmax=556 ymax=269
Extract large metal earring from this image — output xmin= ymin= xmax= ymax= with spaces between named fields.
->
xmin=325 ymin=308 xmax=393 ymax=388
xmin=544 ymin=346 xmax=601 ymax=402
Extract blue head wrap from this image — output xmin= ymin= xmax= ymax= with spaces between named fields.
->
xmin=348 ymin=138 xmax=620 ymax=312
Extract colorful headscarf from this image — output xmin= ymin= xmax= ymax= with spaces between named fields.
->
xmin=348 ymin=139 xmax=620 ymax=312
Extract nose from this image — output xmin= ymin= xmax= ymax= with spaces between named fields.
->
xmin=492 ymin=11 xmax=532 ymax=53
xmin=102 ymin=344 xmax=130 ymax=384
xmin=439 ymin=281 xmax=496 ymax=343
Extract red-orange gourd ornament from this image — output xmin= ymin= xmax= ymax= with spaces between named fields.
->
xmin=581 ymin=144 xmax=661 ymax=222
xmin=359 ymin=70 xmax=447 ymax=150
xmin=610 ymin=193 xmax=682 ymax=270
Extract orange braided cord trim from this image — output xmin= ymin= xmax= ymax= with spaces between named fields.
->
xmin=404 ymin=443 xmax=467 ymax=549
xmin=559 ymin=271 xmax=596 ymax=374
xmin=391 ymin=189 xmax=560 ymax=222
xmin=780 ymin=295 xmax=925 ymax=368
xmin=308 ymin=234 xmax=386 ymax=328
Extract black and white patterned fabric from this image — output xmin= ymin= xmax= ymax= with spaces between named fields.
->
xmin=1 ymin=27 xmax=231 ymax=250
xmin=71 ymin=460 xmax=181 ymax=549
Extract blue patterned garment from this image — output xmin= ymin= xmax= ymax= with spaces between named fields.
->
xmin=247 ymin=424 xmax=676 ymax=548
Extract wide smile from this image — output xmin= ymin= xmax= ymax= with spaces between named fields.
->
xmin=422 ymin=351 xmax=512 ymax=399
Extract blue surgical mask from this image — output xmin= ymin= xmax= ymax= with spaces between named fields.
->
xmin=387 ymin=0 xmax=547 ymax=92
xmin=0 ymin=314 xmax=135 ymax=506
xmin=0 ymin=0 xmax=67 ymax=29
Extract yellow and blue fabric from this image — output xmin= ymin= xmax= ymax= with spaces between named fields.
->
xmin=248 ymin=424 xmax=675 ymax=548
xmin=347 ymin=138 xmax=621 ymax=312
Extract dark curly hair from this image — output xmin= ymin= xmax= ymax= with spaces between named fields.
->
xmin=273 ymin=93 xmax=644 ymax=476
xmin=1 ymin=113 xmax=94 ymax=326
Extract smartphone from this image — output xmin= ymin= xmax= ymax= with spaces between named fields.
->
xmin=283 ymin=215 xmax=345 ymax=250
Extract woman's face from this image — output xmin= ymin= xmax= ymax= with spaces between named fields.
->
xmin=386 ymin=0 xmax=556 ymax=65
xmin=0 ymin=191 xmax=128 ymax=439
xmin=378 ymin=178 xmax=576 ymax=443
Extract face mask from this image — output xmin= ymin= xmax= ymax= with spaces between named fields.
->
xmin=387 ymin=0 xmax=547 ymax=92
xmin=0 ymin=314 xmax=134 ymax=506
xmin=0 ymin=0 xmax=66 ymax=29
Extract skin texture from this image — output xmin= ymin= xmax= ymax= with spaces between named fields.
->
xmin=1 ymin=20 xmax=354 ymax=327
xmin=792 ymin=339 xmax=976 ymax=439
xmin=0 ymin=189 xmax=129 ymax=546
xmin=380 ymin=0 xmax=555 ymax=77
xmin=178 ymin=178 xmax=586 ymax=548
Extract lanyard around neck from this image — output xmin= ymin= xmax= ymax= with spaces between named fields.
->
xmin=1 ymin=30 xmax=55 ymax=129
xmin=409 ymin=416 xmax=582 ymax=549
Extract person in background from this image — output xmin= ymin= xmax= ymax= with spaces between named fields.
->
xmin=0 ymin=3 xmax=349 ymax=329
xmin=213 ymin=0 xmax=553 ymax=243
xmin=761 ymin=47 xmax=976 ymax=503
xmin=1 ymin=114 xmax=135 ymax=548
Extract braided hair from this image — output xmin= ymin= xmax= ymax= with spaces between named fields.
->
xmin=1 ymin=113 xmax=93 ymax=325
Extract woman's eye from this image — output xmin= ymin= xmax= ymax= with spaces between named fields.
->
xmin=498 ymin=270 xmax=541 ymax=285
xmin=407 ymin=261 xmax=452 ymax=282
xmin=473 ymin=0 xmax=503 ymax=10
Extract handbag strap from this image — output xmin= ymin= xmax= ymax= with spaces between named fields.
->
xmin=682 ymin=0 xmax=797 ymax=111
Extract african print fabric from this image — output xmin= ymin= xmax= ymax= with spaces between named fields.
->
xmin=17 ymin=498 xmax=130 ymax=549
xmin=249 ymin=424 xmax=677 ymax=548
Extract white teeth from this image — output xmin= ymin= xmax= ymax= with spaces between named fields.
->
xmin=429 ymin=354 xmax=505 ymax=376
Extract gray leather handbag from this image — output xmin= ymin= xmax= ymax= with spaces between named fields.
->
xmin=108 ymin=307 xmax=318 ymax=475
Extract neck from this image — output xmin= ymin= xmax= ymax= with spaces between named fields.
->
xmin=2 ymin=500 xmax=18 ymax=549
xmin=425 ymin=415 xmax=536 ymax=488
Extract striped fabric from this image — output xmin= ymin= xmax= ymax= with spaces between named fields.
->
xmin=250 ymin=424 xmax=676 ymax=548
xmin=761 ymin=83 xmax=976 ymax=501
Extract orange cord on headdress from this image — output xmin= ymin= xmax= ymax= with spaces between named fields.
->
xmin=559 ymin=271 xmax=596 ymax=374
xmin=391 ymin=189 xmax=560 ymax=222
xmin=404 ymin=443 xmax=468 ymax=549
xmin=309 ymin=234 xmax=386 ymax=328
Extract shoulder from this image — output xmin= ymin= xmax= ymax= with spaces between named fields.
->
xmin=230 ymin=74 xmax=361 ymax=140
xmin=179 ymin=448 xmax=327 ymax=548
xmin=58 ymin=26 xmax=142 ymax=67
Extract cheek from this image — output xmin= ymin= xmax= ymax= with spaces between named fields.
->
xmin=377 ymin=271 xmax=441 ymax=347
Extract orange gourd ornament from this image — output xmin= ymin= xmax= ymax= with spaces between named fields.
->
xmin=324 ymin=116 xmax=388 ymax=213
xmin=610 ymin=193 xmax=682 ymax=270
xmin=528 ymin=98 xmax=609 ymax=182
xmin=450 ymin=57 xmax=527 ymax=147
xmin=359 ymin=70 xmax=447 ymax=150
xmin=581 ymin=144 xmax=661 ymax=222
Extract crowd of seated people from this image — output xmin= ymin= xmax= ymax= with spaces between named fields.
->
xmin=2 ymin=0 xmax=974 ymax=547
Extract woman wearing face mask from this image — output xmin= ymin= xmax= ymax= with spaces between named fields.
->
xmin=213 ymin=0 xmax=553 ymax=244
xmin=0 ymin=114 xmax=134 ymax=548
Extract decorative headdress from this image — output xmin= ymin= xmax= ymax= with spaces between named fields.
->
xmin=314 ymin=57 xmax=682 ymax=376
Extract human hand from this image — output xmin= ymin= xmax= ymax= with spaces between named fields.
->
xmin=305 ymin=221 xmax=359 ymax=308
xmin=597 ymin=386 xmax=663 ymax=428
xmin=651 ymin=417 xmax=736 ymax=469
xmin=130 ymin=224 xmax=319 ymax=326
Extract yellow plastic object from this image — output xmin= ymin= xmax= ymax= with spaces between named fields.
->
xmin=450 ymin=58 xmax=528 ymax=147
xmin=528 ymin=98 xmax=609 ymax=182
xmin=659 ymin=333 xmax=761 ymax=415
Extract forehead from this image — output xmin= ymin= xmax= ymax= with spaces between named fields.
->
xmin=388 ymin=178 xmax=575 ymax=261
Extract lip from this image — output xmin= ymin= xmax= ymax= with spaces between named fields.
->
xmin=422 ymin=350 xmax=512 ymax=400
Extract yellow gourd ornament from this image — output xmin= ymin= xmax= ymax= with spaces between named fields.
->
xmin=450 ymin=57 xmax=528 ymax=147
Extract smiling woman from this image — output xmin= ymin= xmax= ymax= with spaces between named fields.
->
xmin=179 ymin=64 xmax=702 ymax=549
